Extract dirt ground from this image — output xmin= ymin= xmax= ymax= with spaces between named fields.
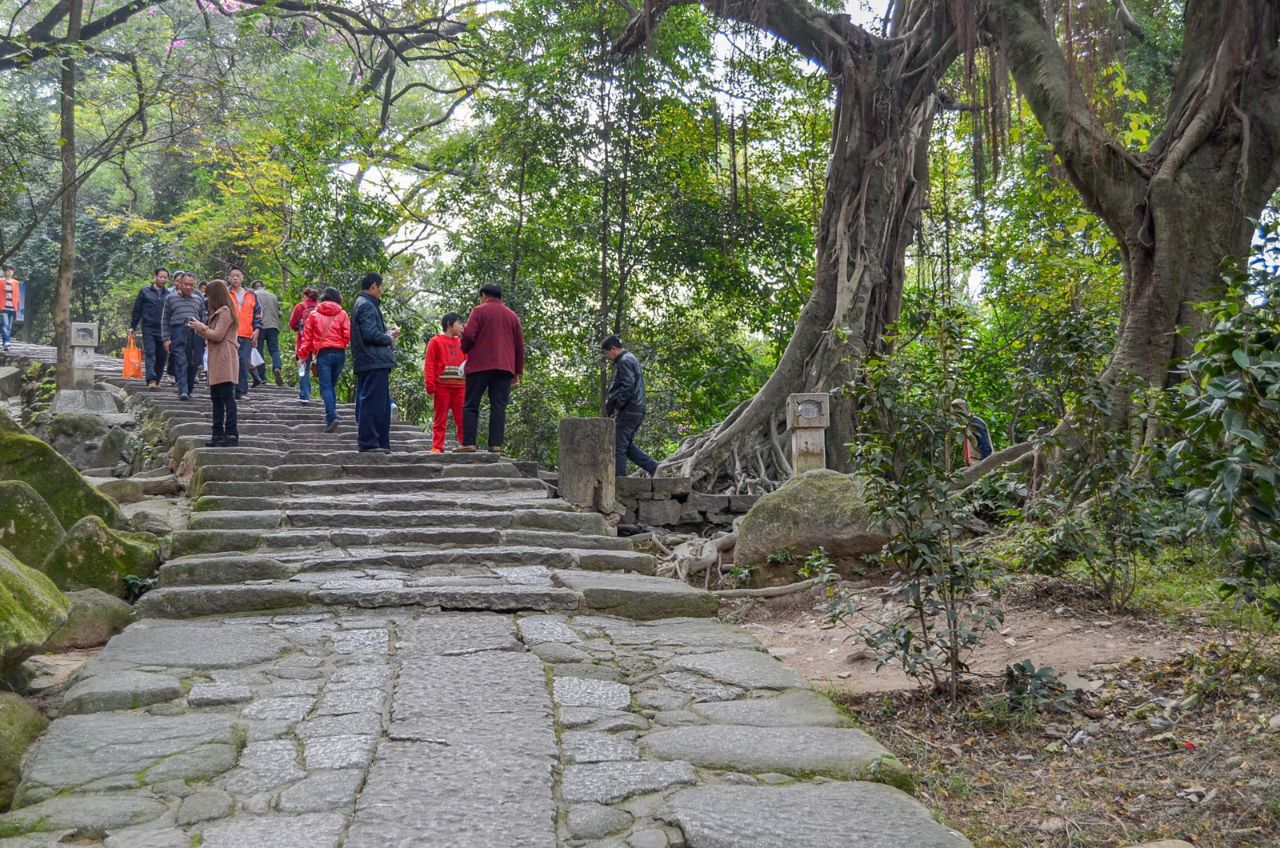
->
xmin=723 ymin=581 xmax=1280 ymax=848
xmin=738 ymin=584 xmax=1203 ymax=694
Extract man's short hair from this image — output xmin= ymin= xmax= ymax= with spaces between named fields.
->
xmin=601 ymin=336 xmax=623 ymax=352
xmin=360 ymin=272 xmax=383 ymax=290
xmin=479 ymin=283 xmax=503 ymax=300
xmin=154 ymin=266 xmax=169 ymax=276
xmin=442 ymin=311 xmax=462 ymax=331
xmin=2 ymin=265 xmax=14 ymax=273
xmin=251 ymin=279 xmax=264 ymax=290
xmin=227 ymin=265 xmax=244 ymax=275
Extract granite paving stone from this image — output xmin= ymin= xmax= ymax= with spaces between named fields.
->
xmin=276 ymin=769 xmax=365 ymax=813
xmin=638 ymin=725 xmax=895 ymax=780
xmin=554 ymin=676 xmax=632 ymax=710
xmin=560 ymin=761 xmax=698 ymax=805
xmin=95 ymin=620 xmax=290 ymax=669
xmin=689 ymin=689 xmax=849 ymax=727
xmin=658 ymin=783 xmax=973 ymax=848
xmin=199 ymin=812 xmax=349 ymax=848
xmin=60 ymin=670 xmax=183 ymax=714
xmin=662 ymin=650 xmax=808 ymax=690
xmin=188 ymin=683 xmax=254 ymax=706
xmin=562 ymin=731 xmax=640 ymax=764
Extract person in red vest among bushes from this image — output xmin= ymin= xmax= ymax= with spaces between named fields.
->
xmin=458 ymin=283 xmax=524 ymax=453
xmin=424 ymin=311 xmax=467 ymax=454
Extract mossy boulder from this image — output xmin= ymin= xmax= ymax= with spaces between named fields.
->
xmin=735 ymin=470 xmax=890 ymax=587
xmin=42 ymin=588 xmax=136 ymax=651
xmin=40 ymin=516 xmax=160 ymax=597
xmin=0 ymin=481 xmax=65 ymax=568
xmin=0 ymin=692 xmax=47 ymax=809
xmin=0 ymin=546 xmax=69 ymax=680
xmin=0 ymin=427 xmax=122 ymax=529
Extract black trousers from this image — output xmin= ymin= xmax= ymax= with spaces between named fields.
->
xmin=356 ymin=368 xmax=392 ymax=451
xmin=615 ymin=410 xmax=658 ymax=476
xmin=462 ymin=370 xmax=512 ymax=448
xmin=210 ymin=382 xmax=238 ymax=441
xmin=169 ymin=326 xmax=203 ymax=396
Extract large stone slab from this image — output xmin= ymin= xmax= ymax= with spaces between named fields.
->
xmin=344 ymin=740 xmax=556 ymax=848
xmin=0 ymin=792 xmax=167 ymax=832
xmin=553 ymin=677 xmax=632 ymax=711
xmin=95 ymin=620 xmax=290 ymax=669
xmin=394 ymin=650 xmax=551 ymax=721
xmin=17 ymin=713 xmax=235 ymax=795
xmin=689 ymin=690 xmax=850 ymax=728
xmin=639 ymin=724 xmax=897 ymax=782
xmin=61 ymin=670 xmax=182 ymax=715
xmin=199 ymin=812 xmax=349 ymax=848
xmin=552 ymin=571 xmax=718 ymax=620
xmin=663 ymin=649 xmax=807 ymax=690
xmin=659 ymin=783 xmax=973 ymax=848
xmin=398 ymin=612 xmax=519 ymax=655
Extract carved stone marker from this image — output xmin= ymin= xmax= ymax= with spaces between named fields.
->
xmin=786 ymin=392 xmax=830 ymax=474
xmin=558 ymin=417 xmax=616 ymax=512
xmin=71 ymin=322 xmax=99 ymax=389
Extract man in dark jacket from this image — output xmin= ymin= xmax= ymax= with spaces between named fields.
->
xmin=458 ymin=283 xmax=525 ymax=453
xmin=350 ymin=272 xmax=399 ymax=452
xmin=603 ymin=336 xmax=659 ymax=477
xmin=130 ymin=267 xmax=171 ymax=389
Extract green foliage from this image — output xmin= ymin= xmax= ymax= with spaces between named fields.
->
xmin=1175 ymin=232 xmax=1280 ymax=625
xmin=1001 ymin=660 xmax=1071 ymax=713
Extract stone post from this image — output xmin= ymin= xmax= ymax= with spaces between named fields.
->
xmin=786 ymin=392 xmax=830 ymax=474
xmin=558 ymin=417 xmax=616 ymax=512
xmin=70 ymin=322 xmax=98 ymax=389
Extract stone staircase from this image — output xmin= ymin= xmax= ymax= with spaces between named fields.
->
xmin=112 ymin=381 xmax=717 ymax=622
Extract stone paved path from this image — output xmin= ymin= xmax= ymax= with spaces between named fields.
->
xmin=0 ymin=343 xmax=971 ymax=847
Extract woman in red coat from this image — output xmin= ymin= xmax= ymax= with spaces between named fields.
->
xmin=297 ymin=287 xmax=352 ymax=432
xmin=288 ymin=287 xmax=319 ymax=402
xmin=424 ymin=312 xmax=466 ymax=453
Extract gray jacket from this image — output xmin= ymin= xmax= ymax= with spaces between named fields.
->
xmin=160 ymin=292 xmax=206 ymax=342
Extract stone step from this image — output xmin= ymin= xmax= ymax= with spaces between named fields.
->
xmin=196 ymin=476 xmax=548 ymax=498
xmin=191 ymin=461 xmax=527 ymax=490
xmin=186 ymin=508 xmax=609 ymax=536
xmin=169 ymin=525 xmax=633 ymax=559
xmin=192 ymin=493 xmax=567 ymax=513
xmin=181 ymin=447 xmax=505 ymax=469
xmin=164 ymin=421 xmax=426 ymax=438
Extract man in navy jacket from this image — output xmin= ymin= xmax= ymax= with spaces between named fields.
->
xmin=350 ymin=272 xmax=399 ymax=452
xmin=603 ymin=336 xmax=659 ymax=477
xmin=129 ymin=267 xmax=172 ymax=388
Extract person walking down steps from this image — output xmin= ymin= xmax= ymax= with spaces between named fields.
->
xmin=459 ymin=283 xmax=524 ymax=454
xmin=0 ymin=264 xmax=21 ymax=352
xmin=603 ymin=335 xmax=659 ymax=477
xmin=424 ymin=311 xmax=467 ymax=454
xmin=289 ymin=287 xmax=320 ymax=403
xmin=298 ymin=287 xmax=351 ymax=433
xmin=227 ymin=268 xmax=262 ymax=398
xmin=161 ymin=271 xmax=206 ymax=401
xmin=351 ymin=272 xmax=399 ymax=453
xmin=129 ymin=267 xmax=172 ymax=389
xmin=190 ymin=280 xmax=240 ymax=447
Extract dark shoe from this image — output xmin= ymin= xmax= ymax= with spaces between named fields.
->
xmin=204 ymin=438 xmax=225 ymax=447
xmin=223 ymin=436 xmax=239 ymax=447
xmin=358 ymin=447 xmax=389 ymax=454
xmin=235 ymin=393 xmax=246 ymax=400
xmin=275 ymin=372 xmax=283 ymax=386
xmin=324 ymin=419 xmax=339 ymax=433
xmin=455 ymin=445 xmax=477 ymax=453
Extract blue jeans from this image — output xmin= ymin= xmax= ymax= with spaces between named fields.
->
xmin=615 ymin=410 xmax=658 ymax=476
xmin=168 ymin=326 xmax=203 ymax=396
xmin=315 ymin=349 xmax=345 ymax=425
xmin=298 ymin=360 xmax=312 ymax=400
xmin=236 ymin=337 xmax=253 ymax=396
xmin=356 ymin=367 xmax=392 ymax=451
xmin=143 ymin=328 xmax=167 ymax=384
xmin=256 ymin=328 xmax=281 ymax=381
xmin=0 ymin=310 xmax=13 ymax=347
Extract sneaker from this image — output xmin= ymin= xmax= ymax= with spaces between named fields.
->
xmin=297 ymin=398 xmax=310 ymax=404
xmin=429 ymin=449 xmax=444 ymax=455
xmin=489 ymin=445 xmax=503 ymax=455
xmin=179 ymin=393 xmax=190 ymax=401
xmin=147 ymin=381 xmax=157 ymax=390
xmin=455 ymin=445 xmax=477 ymax=453
xmin=235 ymin=393 xmax=247 ymax=400
xmin=275 ymin=372 xmax=283 ymax=386
xmin=324 ymin=419 xmax=339 ymax=433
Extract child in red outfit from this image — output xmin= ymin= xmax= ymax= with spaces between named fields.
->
xmin=424 ymin=312 xmax=467 ymax=453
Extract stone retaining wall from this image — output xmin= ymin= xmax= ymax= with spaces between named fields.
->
xmin=615 ymin=477 xmax=759 ymax=527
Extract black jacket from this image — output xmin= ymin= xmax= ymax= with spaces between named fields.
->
xmin=350 ymin=293 xmax=396 ymax=374
xmin=131 ymin=284 xmax=171 ymax=333
xmin=606 ymin=350 xmax=647 ymax=415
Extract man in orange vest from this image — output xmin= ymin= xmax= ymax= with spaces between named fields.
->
xmin=227 ymin=267 xmax=262 ymax=399
xmin=0 ymin=265 xmax=19 ymax=352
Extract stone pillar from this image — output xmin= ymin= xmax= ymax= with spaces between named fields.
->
xmin=70 ymin=322 xmax=98 ymax=389
xmin=786 ymin=393 xmax=830 ymax=474
xmin=558 ymin=417 xmax=616 ymax=512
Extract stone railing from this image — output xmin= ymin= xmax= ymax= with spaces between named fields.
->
xmin=615 ymin=477 xmax=758 ymax=527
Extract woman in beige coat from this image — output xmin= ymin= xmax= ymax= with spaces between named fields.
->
xmin=190 ymin=279 xmax=240 ymax=446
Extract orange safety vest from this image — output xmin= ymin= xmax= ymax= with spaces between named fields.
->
xmin=1 ymin=278 xmax=19 ymax=313
xmin=231 ymin=288 xmax=257 ymax=339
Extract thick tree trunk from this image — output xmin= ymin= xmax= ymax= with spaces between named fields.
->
xmin=661 ymin=51 xmax=941 ymax=490
xmin=54 ymin=0 xmax=82 ymax=389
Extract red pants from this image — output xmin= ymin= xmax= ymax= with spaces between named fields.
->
xmin=431 ymin=385 xmax=465 ymax=451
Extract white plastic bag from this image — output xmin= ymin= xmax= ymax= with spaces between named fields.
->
xmin=250 ymin=347 xmax=265 ymax=368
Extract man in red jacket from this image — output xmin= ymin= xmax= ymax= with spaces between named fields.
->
xmin=458 ymin=284 xmax=524 ymax=453
xmin=424 ymin=312 xmax=466 ymax=453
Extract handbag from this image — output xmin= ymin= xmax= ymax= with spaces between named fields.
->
xmin=122 ymin=336 xmax=143 ymax=379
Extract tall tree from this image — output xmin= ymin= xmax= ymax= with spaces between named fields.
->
xmin=981 ymin=0 xmax=1280 ymax=418
xmin=53 ymin=0 xmax=83 ymax=388
xmin=617 ymin=0 xmax=960 ymax=490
